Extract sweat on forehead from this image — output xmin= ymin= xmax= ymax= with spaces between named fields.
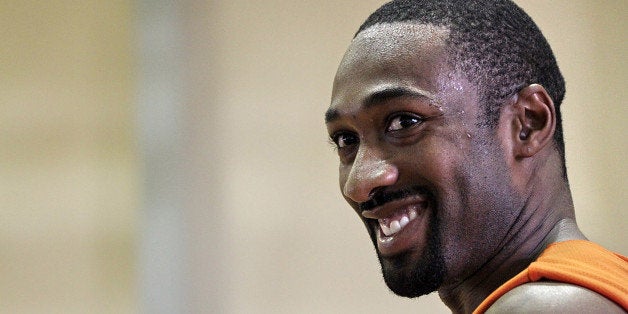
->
xmin=354 ymin=22 xmax=449 ymax=47
xmin=332 ymin=23 xmax=452 ymax=102
xmin=341 ymin=23 xmax=449 ymax=65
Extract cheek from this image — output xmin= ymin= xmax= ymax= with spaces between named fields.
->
xmin=439 ymin=147 xmax=521 ymax=274
xmin=401 ymin=139 xmax=462 ymax=184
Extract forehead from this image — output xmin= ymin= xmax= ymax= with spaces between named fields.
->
xmin=341 ymin=22 xmax=450 ymax=67
xmin=329 ymin=23 xmax=451 ymax=114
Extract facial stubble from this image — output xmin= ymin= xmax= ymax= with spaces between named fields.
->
xmin=374 ymin=210 xmax=445 ymax=298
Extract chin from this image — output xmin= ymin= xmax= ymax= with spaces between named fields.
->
xmin=380 ymin=248 xmax=445 ymax=297
xmin=377 ymin=214 xmax=446 ymax=298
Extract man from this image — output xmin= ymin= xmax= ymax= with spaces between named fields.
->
xmin=324 ymin=0 xmax=628 ymax=313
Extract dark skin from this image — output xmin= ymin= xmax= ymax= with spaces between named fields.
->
xmin=326 ymin=23 xmax=623 ymax=313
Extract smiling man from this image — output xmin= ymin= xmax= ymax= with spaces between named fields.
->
xmin=325 ymin=1 xmax=628 ymax=313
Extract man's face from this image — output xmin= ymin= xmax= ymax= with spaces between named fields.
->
xmin=326 ymin=23 xmax=523 ymax=297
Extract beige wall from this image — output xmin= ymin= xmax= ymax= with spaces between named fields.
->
xmin=1 ymin=1 xmax=136 ymax=313
xmin=1 ymin=1 xmax=625 ymax=313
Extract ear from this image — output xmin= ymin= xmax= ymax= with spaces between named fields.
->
xmin=511 ymin=84 xmax=556 ymax=158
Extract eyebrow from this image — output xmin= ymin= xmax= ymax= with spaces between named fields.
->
xmin=325 ymin=86 xmax=434 ymax=124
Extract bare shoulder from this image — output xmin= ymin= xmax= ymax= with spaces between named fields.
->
xmin=485 ymin=282 xmax=626 ymax=314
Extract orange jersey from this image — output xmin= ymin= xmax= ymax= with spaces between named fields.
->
xmin=474 ymin=240 xmax=628 ymax=313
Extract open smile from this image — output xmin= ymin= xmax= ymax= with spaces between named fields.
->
xmin=362 ymin=193 xmax=431 ymax=256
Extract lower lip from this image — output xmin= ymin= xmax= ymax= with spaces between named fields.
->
xmin=374 ymin=209 xmax=429 ymax=257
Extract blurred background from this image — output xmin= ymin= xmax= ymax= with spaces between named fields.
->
xmin=1 ymin=0 xmax=625 ymax=313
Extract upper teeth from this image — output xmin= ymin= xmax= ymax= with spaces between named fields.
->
xmin=379 ymin=208 xmax=418 ymax=237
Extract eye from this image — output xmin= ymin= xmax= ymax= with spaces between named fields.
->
xmin=331 ymin=132 xmax=359 ymax=149
xmin=386 ymin=113 xmax=423 ymax=132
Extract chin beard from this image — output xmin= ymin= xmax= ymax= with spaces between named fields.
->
xmin=377 ymin=213 xmax=445 ymax=298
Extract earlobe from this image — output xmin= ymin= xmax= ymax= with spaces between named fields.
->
xmin=513 ymin=84 xmax=556 ymax=158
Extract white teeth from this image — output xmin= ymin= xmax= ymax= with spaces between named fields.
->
xmin=381 ymin=223 xmax=391 ymax=236
xmin=409 ymin=209 xmax=417 ymax=220
xmin=389 ymin=220 xmax=401 ymax=234
xmin=378 ymin=208 xmax=419 ymax=237
xmin=399 ymin=216 xmax=409 ymax=228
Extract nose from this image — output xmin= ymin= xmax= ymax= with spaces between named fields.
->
xmin=343 ymin=148 xmax=398 ymax=203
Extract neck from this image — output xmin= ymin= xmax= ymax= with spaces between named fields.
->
xmin=437 ymin=176 xmax=585 ymax=313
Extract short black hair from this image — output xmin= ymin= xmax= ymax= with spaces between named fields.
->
xmin=357 ymin=0 xmax=567 ymax=172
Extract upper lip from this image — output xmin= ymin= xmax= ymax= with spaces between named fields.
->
xmin=361 ymin=193 xmax=430 ymax=220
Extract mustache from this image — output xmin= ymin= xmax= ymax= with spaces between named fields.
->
xmin=359 ymin=186 xmax=430 ymax=212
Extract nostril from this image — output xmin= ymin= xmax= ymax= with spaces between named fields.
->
xmin=344 ymin=158 xmax=398 ymax=203
xmin=368 ymin=186 xmax=385 ymax=200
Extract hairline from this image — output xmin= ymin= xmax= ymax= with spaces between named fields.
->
xmin=356 ymin=20 xmax=525 ymax=115
xmin=354 ymin=21 xmax=496 ymax=121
